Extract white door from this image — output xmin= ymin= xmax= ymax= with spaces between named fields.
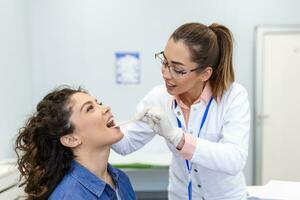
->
xmin=255 ymin=27 xmax=300 ymax=184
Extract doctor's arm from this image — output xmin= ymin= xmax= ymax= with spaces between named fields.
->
xmin=111 ymin=87 xmax=161 ymax=155
xmin=112 ymin=121 xmax=155 ymax=155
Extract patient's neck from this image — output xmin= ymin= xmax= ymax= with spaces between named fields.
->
xmin=74 ymin=146 xmax=110 ymax=181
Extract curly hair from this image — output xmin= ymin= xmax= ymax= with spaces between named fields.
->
xmin=15 ymin=86 xmax=86 ymax=200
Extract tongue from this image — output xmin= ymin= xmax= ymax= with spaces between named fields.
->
xmin=107 ymin=120 xmax=115 ymax=128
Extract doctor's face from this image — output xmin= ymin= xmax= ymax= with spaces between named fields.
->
xmin=68 ymin=92 xmax=123 ymax=149
xmin=161 ymin=38 xmax=204 ymax=96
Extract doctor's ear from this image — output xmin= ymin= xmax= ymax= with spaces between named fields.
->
xmin=60 ymin=134 xmax=82 ymax=148
xmin=200 ymin=67 xmax=213 ymax=82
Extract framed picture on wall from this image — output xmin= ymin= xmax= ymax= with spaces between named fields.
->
xmin=115 ymin=52 xmax=140 ymax=84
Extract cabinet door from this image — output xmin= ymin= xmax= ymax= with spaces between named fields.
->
xmin=256 ymin=27 xmax=300 ymax=184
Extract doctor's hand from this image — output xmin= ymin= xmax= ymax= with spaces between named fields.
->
xmin=138 ymin=107 xmax=184 ymax=148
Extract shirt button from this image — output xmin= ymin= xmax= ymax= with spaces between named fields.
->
xmin=194 ymin=169 xmax=198 ymax=172
xmin=177 ymin=111 xmax=181 ymax=116
xmin=193 ymin=107 xmax=197 ymax=111
xmin=198 ymin=184 xmax=202 ymax=188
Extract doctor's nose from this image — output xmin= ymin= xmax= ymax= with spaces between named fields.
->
xmin=162 ymin=66 xmax=172 ymax=80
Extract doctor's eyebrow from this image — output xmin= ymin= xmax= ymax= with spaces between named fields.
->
xmin=162 ymin=52 xmax=186 ymax=66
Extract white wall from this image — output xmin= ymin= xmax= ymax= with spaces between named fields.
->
xmin=27 ymin=0 xmax=300 ymax=185
xmin=1 ymin=0 xmax=300 ymax=185
xmin=0 ymin=0 xmax=32 ymax=160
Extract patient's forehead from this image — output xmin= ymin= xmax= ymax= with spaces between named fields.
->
xmin=68 ymin=92 xmax=93 ymax=111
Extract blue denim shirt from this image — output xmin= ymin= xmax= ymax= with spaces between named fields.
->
xmin=48 ymin=161 xmax=136 ymax=200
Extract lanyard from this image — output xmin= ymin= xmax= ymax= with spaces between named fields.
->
xmin=175 ymin=96 xmax=213 ymax=200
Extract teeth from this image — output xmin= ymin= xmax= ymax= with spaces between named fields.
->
xmin=106 ymin=119 xmax=115 ymax=128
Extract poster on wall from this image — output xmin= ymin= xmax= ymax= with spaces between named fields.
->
xmin=115 ymin=52 xmax=140 ymax=84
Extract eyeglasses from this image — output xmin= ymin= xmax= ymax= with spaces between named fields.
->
xmin=155 ymin=51 xmax=202 ymax=79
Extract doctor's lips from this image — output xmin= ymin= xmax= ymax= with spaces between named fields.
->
xmin=165 ymin=81 xmax=176 ymax=87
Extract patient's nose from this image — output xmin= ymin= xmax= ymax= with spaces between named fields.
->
xmin=101 ymin=105 xmax=111 ymax=114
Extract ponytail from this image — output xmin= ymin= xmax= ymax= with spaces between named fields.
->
xmin=209 ymin=23 xmax=235 ymax=100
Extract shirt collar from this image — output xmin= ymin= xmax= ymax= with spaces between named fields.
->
xmin=70 ymin=160 xmax=119 ymax=198
xmin=107 ymin=163 xmax=120 ymax=181
xmin=174 ymin=81 xmax=212 ymax=109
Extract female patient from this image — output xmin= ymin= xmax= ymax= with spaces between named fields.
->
xmin=15 ymin=86 xmax=136 ymax=200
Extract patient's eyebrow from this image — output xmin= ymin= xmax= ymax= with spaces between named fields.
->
xmin=80 ymin=101 xmax=93 ymax=112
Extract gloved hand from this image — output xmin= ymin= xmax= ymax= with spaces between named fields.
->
xmin=134 ymin=107 xmax=160 ymax=132
xmin=134 ymin=107 xmax=150 ymax=121
xmin=137 ymin=107 xmax=184 ymax=147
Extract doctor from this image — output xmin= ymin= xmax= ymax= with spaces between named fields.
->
xmin=113 ymin=22 xmax=250 ymax=200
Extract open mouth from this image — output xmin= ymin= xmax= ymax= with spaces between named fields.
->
xmin=106 ymin=115 xmax=120 ymax=129
xmin=106 ymin=118 xmax=116 ymax=128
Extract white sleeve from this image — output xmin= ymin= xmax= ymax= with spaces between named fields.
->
xmin=112 ymin=121 xmax=155 ymax=155
xmin=191 ymin=85 xmax=250 ymax=175
xmin=112 ymin=86 xmax=162 ymax=155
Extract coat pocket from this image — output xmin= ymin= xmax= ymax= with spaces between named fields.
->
xmin=204 ymin=132 xmax=221 ymax=142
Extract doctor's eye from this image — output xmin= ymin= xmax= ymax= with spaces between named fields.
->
xmin=171 ymin=67 xmax=187 ymax=75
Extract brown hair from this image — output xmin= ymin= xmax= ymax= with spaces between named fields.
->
xmin=171 ymin=22 xmax=235 ymax=100
xmin=15 ymin=86 xmax=86 ymax=200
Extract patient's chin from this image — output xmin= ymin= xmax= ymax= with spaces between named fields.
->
xmin=118 ymin=130 xmax=124 ymax=137
xmin=113 ymin=130 xmax=124 ymax=142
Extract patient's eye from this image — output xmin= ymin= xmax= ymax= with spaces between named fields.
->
xmin=96 ymin=99 xmax=102 ymax=106
xmin=87 ymin=105 xmax=94 ymax=112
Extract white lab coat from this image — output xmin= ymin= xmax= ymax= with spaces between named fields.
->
xmin=112 ymin=82 xmax=250 ymax=200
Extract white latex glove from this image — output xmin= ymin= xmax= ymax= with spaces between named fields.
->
xmin=134 ymin=107 xmax=150 ymax=121
xmin=134 ymin=107 xmax=160 ymax=132
xmin=141 ymin=107 xmax=184 ymax=147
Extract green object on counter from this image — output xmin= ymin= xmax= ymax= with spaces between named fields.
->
xmin=112 ymin=163 xmax=168 ymax=169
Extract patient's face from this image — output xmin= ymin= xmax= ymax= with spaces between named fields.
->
xmin=68 ymin=92 xmax=123 ymax=148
